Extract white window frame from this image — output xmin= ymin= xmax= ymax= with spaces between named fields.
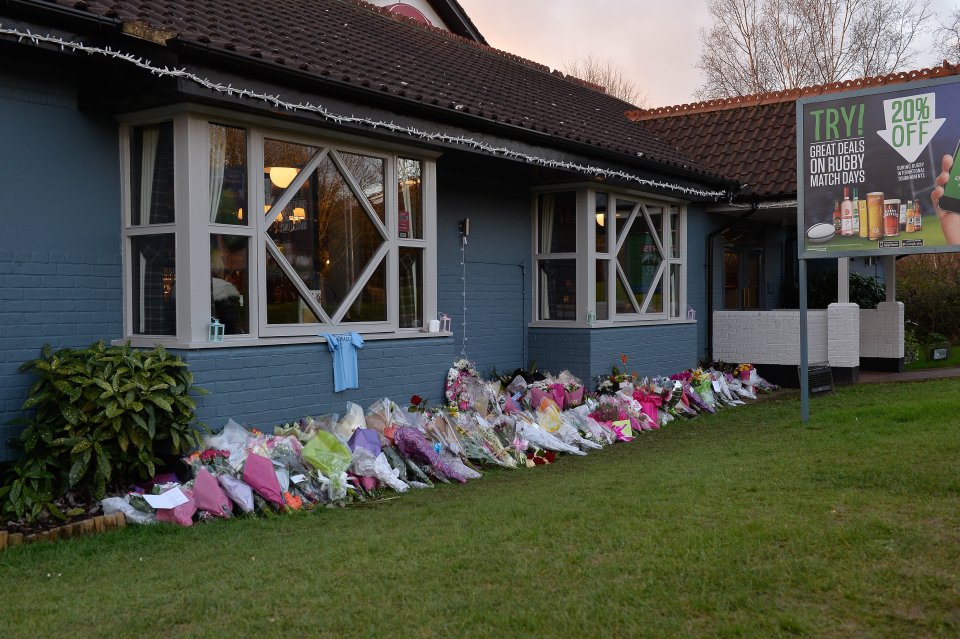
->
xmin=531 ymin=185 xmax=689 ymax=328
xmin=117 ymin=106 xmax=440 ymax=348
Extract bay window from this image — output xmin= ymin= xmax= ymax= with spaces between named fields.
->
xmin=533 ymin=188 xmax=686 ymax=325
xmin=121 ymin=111 xmax=437 ymax=346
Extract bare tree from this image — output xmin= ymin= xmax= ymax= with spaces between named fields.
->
xmin=563 ymin=55 xmax=648 ymax=107
xmin=933 ymin=7 xmax=960 ymax=63
xmin=695 ymin=0 xmax=932 ymax=100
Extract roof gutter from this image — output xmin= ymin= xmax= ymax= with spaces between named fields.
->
xmin=168 ymin=38 xmax=734 ymax=192
xmin=2 ymin=0 xmax=120 ymax=31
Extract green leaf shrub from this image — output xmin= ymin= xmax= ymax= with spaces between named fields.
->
xmin=898 ymin=253 xmax=960 ymax=343
xmin=2 ymin=342 xmax=206 ymax=522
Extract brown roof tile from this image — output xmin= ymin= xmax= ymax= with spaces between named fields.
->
xmin=631 ymin=63 xmax=960 ymax=198
xmin=42 ymin=0 xmax=721 ymax=183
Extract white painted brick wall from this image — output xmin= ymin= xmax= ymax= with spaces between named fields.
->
xmin=827 ymin=303 xmax=860 ymax=367
xmin=860 ymin=302 xmax=905 ymax=358
xmin=713 ymin=310 xmax=829 ymax=364
xmin=715 ymin=304 xmax=903 ymax=366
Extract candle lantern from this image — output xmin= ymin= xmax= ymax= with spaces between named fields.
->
xmin=438 ymin=312 xmax=451 ymax=332
xmin=208 ymin=317 xmax=225 ymax=343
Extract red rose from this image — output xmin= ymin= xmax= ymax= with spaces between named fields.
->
xmin=544 ymin=451 xmax=557 ymax=464
xmin=410 ymin=394 xmax=423 ymax=406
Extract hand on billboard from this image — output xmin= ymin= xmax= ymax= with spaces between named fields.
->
xmin=932 ymin=154 xmax=960 ymax=245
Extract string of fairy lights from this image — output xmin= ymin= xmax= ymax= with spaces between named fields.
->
xmin=0 ymin=23 xmax=727 ymax=200
xmin=460 ymin=234 xmax=468 ymax=358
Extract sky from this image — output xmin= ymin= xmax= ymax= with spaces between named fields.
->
xmin=458 ymin=0 xmax=957 ymax=109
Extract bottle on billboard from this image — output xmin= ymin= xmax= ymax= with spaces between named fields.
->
xmin=867 ymin=192 xmax=884 ymax=240
xmin=853 ymin=188 xmax=864 ymax=237
xmin=884 ymin=199 xmax=900 ymax=237
xmin=840 ymin=187 xmax=854 ymax=236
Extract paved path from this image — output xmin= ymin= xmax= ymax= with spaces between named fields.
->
xmin=858 ymin=366 xmax=960 ymax=384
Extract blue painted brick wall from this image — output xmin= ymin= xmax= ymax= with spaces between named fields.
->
xmin=529 ymin=323 xmax=699 ymax=388
xmin=179 ymin=338 xmax=458 ymax=431
xmin=588 ymin=323 xmax=698 ymax=379
xmin=527 ymin=328 xmax=592 ymax=382
xmin=0 ymin=63 xmax=122 ymax=460
xmin=435 ymin=156 xmax=532 ymax=377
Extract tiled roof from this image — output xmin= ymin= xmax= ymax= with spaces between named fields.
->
xmin=637 ymin=101 xmax=797 ymax=198
xmin=38 ymin=0 xmax=721 ymax=183
xmin=629 ymin=63 xmax=960 ymax=199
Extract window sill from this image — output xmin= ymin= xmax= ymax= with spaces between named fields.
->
xmin=111 ymin=331 xmax=453 ymax=350
xmin=528 ymin=319 xmax=697 ymax=329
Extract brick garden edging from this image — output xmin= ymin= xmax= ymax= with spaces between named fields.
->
xmin=0 ymin=512 xmax=126 ymax=551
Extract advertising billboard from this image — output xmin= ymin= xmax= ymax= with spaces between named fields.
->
xmin=798 ymin=76 xmax=960 ymax=259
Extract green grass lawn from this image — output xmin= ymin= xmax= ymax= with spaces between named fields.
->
xmin=2 ymin=381 xmax=959 ymax=638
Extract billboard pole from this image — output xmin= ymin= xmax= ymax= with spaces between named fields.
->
xmin=799 ymin=258 xmax=810 ymax=422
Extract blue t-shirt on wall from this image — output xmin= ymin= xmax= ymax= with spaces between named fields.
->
xmin=321 ymin=332 xmax=364 ymax=392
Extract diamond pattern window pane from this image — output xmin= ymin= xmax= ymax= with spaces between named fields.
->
xmin=267 ymin=155 xmax=385 ymax=319
xmin=339 ymin=151 xmax=385 ymax=223
xmin=615 ymin=270 xmax=637 ymax=314
xmin=617 ymin=209 xmax=663 ymax=313
xmin=265 ymin=251 xmax=323 ymax=325
xmin=343 ymin=259 xmax=387 ymax=323
xmin=263 ymin=139 xmax=318 ymax=211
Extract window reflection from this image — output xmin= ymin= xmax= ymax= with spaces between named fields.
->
xmin=538 ymin=192 xmax=577 ymax=254
xmin=209 ymin=125 xmax=247 ymax=225
xmin=398 ymin=158 xmax=422 ymax=239
xmin=130 ymin=122 xmax=175 ymax=225
xmin=131 ymin=234 xmax=176 ymax=335
xmin=399 ymin=247 xmax=424 ymax=328
xmin=210 ymin=234 xmax=249 ymax=334
xmin=538 ymin=259 xmax=576 ymax=320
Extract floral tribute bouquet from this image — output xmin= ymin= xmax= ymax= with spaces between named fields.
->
xmin=450 ymin=412 xmax=517 ymax=468
xmin=525 ymin=379 xmax=564 ymax=412
xmin=706 ymin=370 xmax=741 ymax=407
xmin=562 ymin=405 xmax=615 ymax=446
xmin=722 ymin=370 xmax=756 ymax=401
xmin=719 ymin=362 xmax=777 ymax=394
xmin=514 ymin=414 xmax=585 ymax=455
xmin=393 ymin=427 xmax=468 ymax=483
xmin=659 ymin=378 xmax=697 ymax=419
xmin=183 ymin=448 xmax=232 ymax=476
xmin=670 ymin=370 xmax=715 ymax=415
xmin=690 ymin=368 xmax=719 ymax=411
xmin=595 ymin=354 xmax=638 ymax=396
xmin=632 ymin=380 xmax=665 ymax=428
xmin=525 ymin=449 xmax=557 ymax=467
xmin=521 ymin=370 xmax=587 ymax=409
xmin=587 ymin=396 xmax=635 ymax=441
xmin=445 ymin=358 xmax=483 ymax=412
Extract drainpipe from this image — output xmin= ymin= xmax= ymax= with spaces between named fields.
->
xmin=706 ymin=202 xmax=759 ymax=363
